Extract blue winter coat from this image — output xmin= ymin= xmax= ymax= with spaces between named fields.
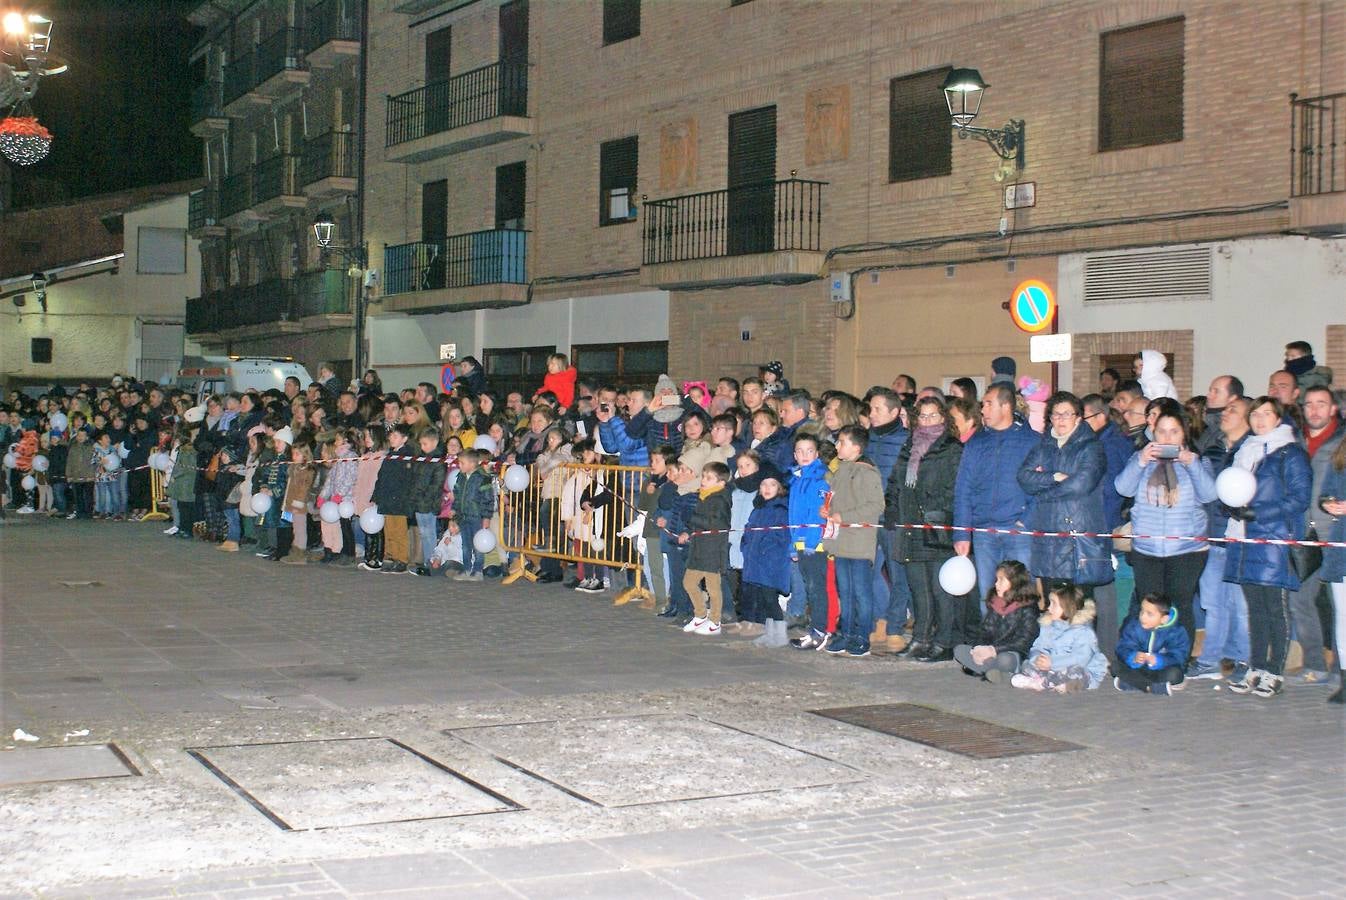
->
xmin=1116 ymin=606 xmax=1190 ymax=671
xmin=625 ymin=407 xmax=686 ymax=456
xmin=1223 ymin=443 xmax=1312 ymax=590
xmin=1017 ymin=425 xmax=1113 ymax=585
xmin=1096 ymin=423 xmax=1134 ymax=530
xmin=788 ymin=458 xmax=830 ymax=553
xmin=741 ymin=496 xmax=792 ymax=593
xmin=1114 ymin=452 xmax=1218 ymax=557
xmin=952 ymin=420 xmax=1039 ymax=539
xmin=1023 ymin=602 xmax=1109 ymax=688
xmin=763 ymin=417 xmax=814 ymax=479
xmin=728 ymin=487 xmax=755 ymax=569
xmin=1319 ymin=463 xmax=1346 ymax=584
xmin=597 ymin=415 xmax=651 ymax=467
xmin=866 ymin=422 xmax=908 ymax=489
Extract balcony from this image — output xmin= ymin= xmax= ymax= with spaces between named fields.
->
xmin=219 ymin=170 xmax=259 ymax=226
xmin=187 ymin=187 xmax=225 ymax=239
xmin=253 ymin=154 xmax=306 ymax=215
xmin=1291 ymin=91 xmax=1346 ymax=234
xmin=189 ymin=81 xmax=229 ymax=137
xmin=185 ymin=274 xmax=351 ymax=339
xmin=222 ymin=27 xmax=309 ymax=113
xmin=640 ymin=178 xmax=826 ymax=288
xmin=382 ymin=229 xmax=528 ymax=313
xmin=301 ymin=130 xmax=358 ymax=198
xmin=304 ymin=0 xmax=359 ymax=68
xmin=384 ymin=61 xmax=530 ymax=164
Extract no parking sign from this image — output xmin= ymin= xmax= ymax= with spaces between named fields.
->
xmin=440 ymin=363 xmax=456 ymax=392
xmin=1009 ymin=279 xmax=1056 ymax=333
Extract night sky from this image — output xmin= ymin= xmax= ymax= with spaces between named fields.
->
xmin=7 ymin=0 xmax=200 ymax=208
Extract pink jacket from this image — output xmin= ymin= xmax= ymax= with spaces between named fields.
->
xmin=353 ymin=450 xmax=385 ymax=513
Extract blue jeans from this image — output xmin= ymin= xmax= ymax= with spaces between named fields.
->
xmin=95 ymin=481 xmax=114 ymax=514
xmin=1196 ymin=545 xmax=1249 ymax=665
xmin=225 ymin=508 xmax=241 ymax=542
xmin=415 ymin=512 xmax=439 ymax=567
xmin=972 ymin=528 xmax=1035 ymax=610
xmin=877 ymin=530 xmax=913 ymax=631
xmin=835 ymin=556 xmax=876 ymax=652
xmin=795 ymin=550 xmax=830 ymax=636
xmin=113 ymin=471 xmax=129 ymax=515
xmin=662 ymin=534 xmax=690 ymax=614
xmin=52 ymin=482 xmax=68 ymax=513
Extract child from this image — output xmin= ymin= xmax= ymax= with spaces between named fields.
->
xmin=47 ymin=429 xmax=69 ymax=516
xmin=1115 ymin=593 xmax=1190 ymax=695
xmin=679 ymin=461 xmax=733 ymax=636
xmin=34 ymin=433 xmax=53 ymax=514
xmin=91 ymin=431 xmax=119 ymax=519
xmin=370 ymin=425 xmax=415 ymax=574
xmin=410 ymin=428 xmax=448 ymax=576
xmin=654 ymin=460 xmax=699 ymax=616
xmin=1012 ymin=583 xmax=1109 ymax=692
xmin=788 ymin=434 xmax=833 ymax=650
xmin=537 ymin=352 xmax=578 ymax=411
xmin=318 ymin=430 xmax=359 ymax=565
xmin=759 ymin=361 xmax=790 ymax=398
xmin=451 ymin=448 xmax=496 ymax=581
xmin=354 ymin=427 xmax=388 ymax=571
xmin=256 ymin=427 xmax=292 ymax=560
xmin=725 ymin=450 xmax=762 ymax=633
xmin=953 ymin=559 xmax=1041 ymax=683
xmin=280 ymin=441 xmax=316 ymax=564
xmin=164 ymin=428 xmax=198 ymax=539
xmin=65 ymin=427 xmax=96 ymax=519
xmin=741 ymin=467 xmax=792 ymax=647
xmin=821 ymin=426 xmax=886 ymax=657
xmin=638 ymin=445 xmax=678 ymax=607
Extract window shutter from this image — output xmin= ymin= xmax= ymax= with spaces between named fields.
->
xmin=603 ymin=0 xmax=640 ymax=45
xmin=888 ymin=67 xmax=952 ymax=183
xmin=1099 ymin=17 xmax=1184 ymax=151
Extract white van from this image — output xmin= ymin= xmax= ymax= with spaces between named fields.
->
xmin=177 ymin=357 xmax=315 ymax=402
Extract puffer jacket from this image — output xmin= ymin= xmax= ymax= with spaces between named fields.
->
xmin=728 ymin=486 xmax=756 ymax=569
xmin=255 ymin=452 xmax=288 ymax=528
xmin=408 ymin=452 xmax=448 ymax=515
xmin=686 ymin=486 xmax=732 ymax=572
xmin=452 ymin=467 xmax=496 ymax=527
xmin=1096 ymin=422 xmax=1134 ymax=529
xmin=625 ymin=405 xmax=687 ymax=456
xmin=1223 ymin=442 xmax=1312 ymax=590
xmin=1114 ymin=452 xmax=1217 ymax=557
xmin=319 ymin=453 xmax=359 ymax=505
xmin=973 ymin=598 xmax=1041 ymax=659
xmin=787 ymin=458 xmax=830 ymax=553
xmin=886 ymin=433 xmax=962 ymax=563
xmin=598 ymin=415 xmax=651 ymax=467
xmin=1022 ymin=601 xmax=1109 ymax=688
xmin=952 ymin=420 xmax=1038 ymax=539
xmin=741 ymin=494 xmax=791 ymax=593
xmin=165 ymin=447 xmax=197 ymax=502
xmin=866 ymin=421 xmax=908 ymax=490
xmin=370 ymin=447 xmax=416 ymax=517
xmin=1018 ymin=424 xmax=1112 ymax=585
xmin=283 ymin=464 xmax=316 ymax=516
xmin=823 ymin=457 xmax=885 ymax=560
xmin=1319 ymin=462 xmax=1346 ymax=583
xmin=1117 ymin=606 xmax=1190 ymax=671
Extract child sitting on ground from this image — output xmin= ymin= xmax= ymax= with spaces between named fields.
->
xmin=679 ymin=461 xmax=733 ymax=636
xmin=1115 ymin=593 xmax=1190 ymax=696
xmin=953 ymin=559 xmax=1041 ymax=683
xmin=1012 ymin=583 xmax=1109 ymax=692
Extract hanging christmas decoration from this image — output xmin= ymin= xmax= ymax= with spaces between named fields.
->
xmin=0 ymin=115 xmax=51 ymax=165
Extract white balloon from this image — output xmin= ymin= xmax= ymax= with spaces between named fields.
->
xmin=2 ymin=453 xmax=15 ymax=469
xmin=147 ymin=452 xmax=163 ymax=472
xmin=938 ymin=555 xmax=978 ymax=597
xmin=472 ymin=528 xmax=497 ymax=554
xmin=359 ymin=507 xmax=385 ymax=534
xmin=250 ymin=492 xmax=273 ymax=515
xmin=31 ymin=454 xmax=49 ymax=472
xmin=157 ymin=453 xmax=175 ymax=473
xmin=21 ymin=474 xmax=37 ymax=491
xmin=590 ymin=536 xmax=606 ymax=552
xmin=503 ymin=464 xmax=530 ymax=493
xmin=319 ymin=501 xmax=342 ymax=523
xmin=102 ymin=454 xmax=122 ymax=471
xmin=337 ymin=499 xmax=355 ymax=519
xmin=1216 ymin=467 xmax=1257 ymax=508
xmin=49 ymin=412 xmax=68 ymax=430
xmin=472 ymin=435 xmax=497 ymax=453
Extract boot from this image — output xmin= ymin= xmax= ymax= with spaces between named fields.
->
xmin=869 ymin=619 xmax=888 ymax=647
xmin=282 ymin=551 xmax=308 ymax=565
xmin=217 ymin=540 xmax=240 ymax=552
xmin=886 ymin=632 xmax=909 ymax=654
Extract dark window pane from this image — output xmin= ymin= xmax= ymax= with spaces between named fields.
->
xmin=425 ymin=26 xmax=451 ymax=83
xmin=888 ymin=67 xmax=952 ymax=183
xmin=422 ymin=180 xmax=447 ymax=241
xmin=621 ymin=344 xmax=667 ymax=374
xmin=1099 ymin=17 xmax=1184 ymax=152
xmin=603 ymin=0 xmax=640 ymax=45
xmin=495 ymin=161 xmax=526 ymax=229
xmin=578 ymin=348 xmax=619 ymax=374
xmin=599 ymin=136 xmax=639 ymax=225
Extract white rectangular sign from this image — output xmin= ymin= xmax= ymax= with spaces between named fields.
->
xmin=439 ymin=343 xmax=457 ymax=361
xmin=1030 ymin=332 xmax=1072 ymax=363
xmin=1004 ymin=182 xmax=1036 ymax=209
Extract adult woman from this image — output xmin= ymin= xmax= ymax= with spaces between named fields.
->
xmin=1224 ymin=396 xmax=1311 ymax=698
xmin=821 ymin=394 xmax=861 ymax=442
xmin=360 ymin=369 xmax=383 ymax=397
xmin=400 ymin=401 xmax=430 ymax=440
xmin=949 ymin=397 xmax=980 ymax=443
xmin=949 ymin=377 xmax=979 ymax=402
xmin=885 ymin=396 xmax=965 ymax=662
xmin=1114 ymin=410 xmax=1217 ymax=651
xmin=675 ymin=409 xmax=716 ymax=492
xmin=1017 ymin=392 xmax=1113 ymax=589
xmin=1318 ymin=439 xmax=1346 ymax=704
xmin=474 ymin=391 xmax=500 ymax=434
xmin=441 ymin=406 xmax=477 ymax=449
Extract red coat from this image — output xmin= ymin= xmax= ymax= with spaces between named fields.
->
xmin=537 ymin=366 xmax=578 ymax=409
xmin=15 ymin=430 xmax=38 ymax=472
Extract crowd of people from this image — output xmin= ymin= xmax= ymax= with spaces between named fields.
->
xmin=3 ymin=340 xmax=1343 ymax=704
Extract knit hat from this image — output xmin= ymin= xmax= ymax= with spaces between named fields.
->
xmin=654 ymin=374 xmax=678 ymax=396
xmin=273 ymin=426 xmax=295 ymax=446
xmin=990 ymin=356 xmax=1017 ymax=385
xmin=760 ymin=360 xmax=785 ymax=379
xmin=183 ymin=404 xmax=207 ymax=424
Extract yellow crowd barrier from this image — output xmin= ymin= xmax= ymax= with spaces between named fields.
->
xmin=139 ymin=467 xmax=171 ymax=522
xmin=495 ymin=461 xmax=650 ymax=606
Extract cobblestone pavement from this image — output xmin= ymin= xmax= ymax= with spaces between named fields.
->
xmin=2 ymin=519 xmax=1342 ymax=898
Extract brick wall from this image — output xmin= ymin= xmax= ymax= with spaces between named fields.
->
xmin=1072 ymin=330 xmax=1195 ymax=398
xmin=1326 ymin=325 xmax=1345 ymax=389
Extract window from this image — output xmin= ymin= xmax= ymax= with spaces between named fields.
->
xmin=422 ymin=179 xmax=447 ymax=241
xmin=1100 ymin=351 xmax=1175 ymax=385
xmin=495 ymin=161 xmax=526 ymax=230
xmin=1099 ymin=17 xmax=1184 ymax=152
xmin=137 ymin=227 xmax=187 ymax=274
xmin=425 ymin=26 xmax=451 ymax=83
xmin=572 ymin=341 xmax=668 ymax=389
xmin=599 ymin=136 xmax=638 ymax=225
xmin=31 ymin=337 xmax=53 ymax=364
xmin=483 ymin=345 xmax=553 ymax=400
xmin=888 ymin=67 xmax=952 ymax=182
xmin=602 ymin=0 xmax=639 ymax=45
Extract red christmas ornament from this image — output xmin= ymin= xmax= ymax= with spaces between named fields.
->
xmin=0 ymin=116 xmax=53 ymax=166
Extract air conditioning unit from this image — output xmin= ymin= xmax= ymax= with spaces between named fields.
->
xmin=828 ymin=272 xmax=852 ymax=303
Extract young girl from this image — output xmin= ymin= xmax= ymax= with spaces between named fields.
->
xmin=256 ymin=427 xmax=292 ymax=560
xmin=281 ymin=442 xmax=317 ymax=564
xmin=164 ymin=427 xmax=198 ymax=539
xmin=534 ymin=428 xmax=572 ymax=583
xmin=1012 ymin=583 xmax=1109 ymax=692
xmin=354 ymin=427 xmax=387 ymax=571
xmin=34 ymin=433 xmax=53 ymax=514
xmin=724 ymin=450 xmax=763 ymax=635
xmin=537 ymin=353 xmax=578 ymax=411
xmin=91 ymin=431 xmax=120 ymax=520
xmin=561 ymin=439 xmax=612 ymax=592
xmin=318 ymin=430 xmax=359 ymax=564
xmin=953 ymin=560 xmax=1042 ymax=683
xmin=741 ymin=469 xmax=791 ymax=647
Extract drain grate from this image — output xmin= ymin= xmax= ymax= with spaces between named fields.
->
xmin=810 ymin=703 xmax=1084 ymax=759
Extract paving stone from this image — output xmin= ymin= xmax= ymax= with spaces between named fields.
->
xmin=316 ymin=853 xmax=488 ymax=892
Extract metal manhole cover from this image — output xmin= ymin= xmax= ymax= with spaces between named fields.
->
xmin=810 ymin=703 xmax=1084 ymax=759
xmin=1 ymin=743 xmax=141 ymax=788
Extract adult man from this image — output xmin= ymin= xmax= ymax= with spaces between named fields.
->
xmin=597 ymin=388 xmax=652 ymax=466
xmin=414 ymin=382 xmax=441 ymax=424
xmin=1083 ymin=392 xmax=1134 ymax=663
xmin=505 ymin=391 xmax=528 ymax=428
xmin=1121 ymin=395 xmax=1148 ymax=447
xmin=737 ymin=377 xmax=767 ymax=444
xmin=145 ymin=387 xmax=170 ymax=429
xmin=1098 ymin=367 xmax=1121 ymax=401
xmin=283 ymin=376 xmax=302 ymax=402
xmin=1188 ymin=397 xmax=1253 ymax=680
xmin=1109 ymin=383 xmax=1142 ymax=420
xmin=1287 ymin=385 xmax=1344 ymax=685
xmin=989 ymin=356 xmax=1016 ymax=387
xmin=316 ymin=362 xmax=341 ymax=397
xmin=333 ymin=390 xmax=365 ymax=429
xmin=892 ymin=374 xmax=917 ymax=404
xmin=379 ymin=394 xmax=402 ymax=433
xmin=762 ymin=390 xmax=813 ymax=475
xmin=1267 ymin=369 xmax=1301 ymax=408
xmin=712 ymin=377 xmax=740 ymax=415
xmin=866 ymin=388 xmax=913 ymax=652
xmin=952 ymin=382 xmax=1039 ymax=601
xmin=1284 ymin=340 xmax=1334 ymax=392
xmin=1198 ymin=375 xmax=1244 ymax=452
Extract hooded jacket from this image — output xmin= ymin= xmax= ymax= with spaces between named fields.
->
xmin=1117 ymin=606 xmax=1190 ymax=671
xmin=1018 ymin=423 xmax=1112 ymax=585
xmin=952 ymin=419 xmax=1039 ymax=538
xmin=1023 ymin=600 xmax=1109 ymax=688
xmin=1114 ymin=451 xmax=1218 ymax=557
xmin=686 ymin=486 xmax=732 ymax=572
xmin=452 ymin=466 xmax=496 ymax=527
xmin=538 ymin=365 xmax=578 ymax=410
xmin=1138 ymin=350 xmax=1179 ymax=401
xmin=788 ymin=457 xmax=830 ymax=553
xmin=823 ymin=456 xmax=885 ymax=560
xmin=741 ymin=494 xmax=792 ymax=593
xmin=370 ymin=445 xmax=416 ymax=517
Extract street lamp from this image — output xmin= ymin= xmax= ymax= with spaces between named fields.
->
xmin=1 ymin=8 xmax=66 ymax=166
xmin=311 ymin=212 xmax=370 ymax=378
xmin=941 ymin=67 xmax=1026 ymax=170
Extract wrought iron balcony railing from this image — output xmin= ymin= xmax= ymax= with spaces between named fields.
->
xmin=304 ymin=0 xmax=358 ymax=53
xmin=190 ymin=80 xmax=224 ymax=122
xmin=188 ymin=187 xmax=220 ymax=230
xmin=1292 ymin=92 xmax=1345 ymax=197
xmin=384 ymin=229 xmax=528 ymax=295
xmin=219 ymin=170 xmax=254 ymax=219
xmin=253 ymin=154 xmax=301 ymax=202
xmin=301 ymin=130 xmax=358 ymax=186
xmin=642 ymin=178 xmax=826 ymax=266
xmin=386 ymin=61 xmax=528 ymax=147
xmin=255 ymin=27 xmax=305 ymax=86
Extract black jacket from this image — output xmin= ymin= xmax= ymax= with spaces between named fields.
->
xmin=976 ymin=600 xmax=1041 ymax=658
xmin=370 ymin=447 xmax=416 ymax=516
xmin=885 ymin=433 xmax=963 ymax=563
xmin=408 ymin=450 xmax=447 ymax=515
xmin=686 ymin=488 xmax=732 ymax=572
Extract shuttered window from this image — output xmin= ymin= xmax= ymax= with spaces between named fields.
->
xmin=421 ymin=179 xmax=447 ymax=242
xmin=888 ymin=67 xmax=952 ymax=183
xmin=496 ymin=161 xmax=526 ymax=229
xmin=603 ymin=0 xmax=640 ymax=45
xmin=599 ymin=136 xmax=638 ymax=226
xmin=1099 ymin=17 xmax=1184 ymax=152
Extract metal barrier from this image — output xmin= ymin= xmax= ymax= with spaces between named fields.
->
xmin=139 ymin=468 xmax=171 ymax=522
xmin=495 ymin=461 xmax=650 ymax=605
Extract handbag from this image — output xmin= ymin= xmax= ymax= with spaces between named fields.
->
xmin=1290 ymin=525 xmax=1322 ymax=580
xmin=920 ymin=507 xmax=954 ymax=550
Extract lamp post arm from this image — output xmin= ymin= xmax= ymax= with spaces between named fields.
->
xmin=954 ymin=119 xmax=1026 ymax=169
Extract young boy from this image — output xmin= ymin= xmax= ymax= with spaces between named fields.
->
xmin=654 ymin=460 xmax=699 ymax=618
xmin=65 ymin=427 xmax=96 ymax=519
xmin=821 ymin=426 xmax=886 ymax=657
xmin=679 ymin=461 xmax=733 ymax=636
xmin=1115 ymin=593 xmax=1190 ymax=695
xmin=638 ymin=445 xmax=678 ymax=610
xmin=451 ymin=448 xmax=496 ymax=581
xmin=787 ymin=433 xmax=833 ymax=650
xmin=370 ymin=425 xmax=415 ymax=574
xmin=409 ymin=427 xmax=448 ymax=576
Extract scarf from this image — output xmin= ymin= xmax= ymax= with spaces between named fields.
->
xmin=988 ymin=592 xmax=1032 ymax=617
xmin=698 ymin=483 xmax=724 ymax=501
xmin=904 ymin=425 xmax=943 ymax=487
xmin=1285 ymin=354 xmax=1316 ymax=378
xmin=1145 ymin=458 xmax=1181 ymax=508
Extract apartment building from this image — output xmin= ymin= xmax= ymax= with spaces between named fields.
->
xmin=363 ymin=0 xmax=1345 ymax=399
xmin=184 ymin=0 xmax=363 ymax=380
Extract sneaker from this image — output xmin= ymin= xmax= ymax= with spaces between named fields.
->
xmin=1251 ymin=673 xmax=1284 ymax=698
xmin=1228 ymin=661 xmax=1250 ymax=684
xmin=17 ymin=506 xmax=35 ymax=514
xmin=1150 ymin=682 xmax=1172 ymax=696
xmin=576 ymin=578 xmax=604 ymax=594
xmin=694 ymin=619 xmax=721 ymax=636
xmin=162 ymin=525 xmax=178 ymax=535
xmin=791 ymin=630 xmax=827 ymax=650
xmin=845 ymin=645 xmax=871 ymax=658
xmin=1296 ymin=669 xmax=1333 ymax=686
xmin=65 ymin=512 xmax=78 ymax=520
xmin=1011 ymin=673 xmax=1045 ymax=691
xmin=601 ymin=577 xmax=612 ymax=591
xmin=1113 ymin=675 xmax=1141 ymax=693
xmin=1227 ymin=668 xmax=1262 ymax=695
xmin=683 ymin=616 xmax=707 ymax=633
xmin=255 ymin=550 xmax=272 ymax=558
xmin=655 ymin=605 xmax=679 ymax=618
xmin=358 ymin=561 xmax=383 ymax=572
xmin=383 ymin=562 xmax=408 ymax=574
xmin=1185 ymin=660 xmax=1223 ymax=680
xmin=824 ymin=635 xmax=848 ymax=654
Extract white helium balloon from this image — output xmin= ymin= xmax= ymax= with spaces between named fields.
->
xmin=503 ymin=464 xmax=530 ymax=493
xmin=31 ymin=454 xmax=49 ymax=472
xmin=2 ymin=453 xmax=15 ymax=469
xmin=49 ymin=412 xmax=68 ymax=430
xmin=590 ymin=536 xmax=606 ymax=552
xmin=472 ymin=528 xmax=497 ymax=554
xmin=319 ymin=501 xmax=342 ymax=523
xmin=102 ymin=454 xmax=122 ymax=471
xmin=472 ymin=435 xmax=497 ymax=453
xmin=337 ymin=499 xmax=355 ymax=519
xmin=938 ymin=555 xmax=978 ymax=597
xmin=21 ymin=474 xmax=37 ymax=491
xmin=359 ymin=507 xmax=385 ymax=534
xmin=147 ymin=452 xmax=164 ymax=472
xmin=250 ymin=493 xmax=273 ymax=515
xmin=157 ymin=453 xmax=175 ymax=472
xmin=1216 ymin=467 xmax=1257 ymax=508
